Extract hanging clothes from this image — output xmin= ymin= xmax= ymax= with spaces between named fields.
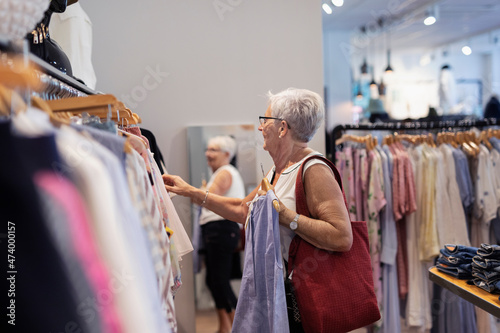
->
xmin=5 ymin=105 xmax=187 ymax=333
xmin=232 ymin=191 xmax=289 ymax=333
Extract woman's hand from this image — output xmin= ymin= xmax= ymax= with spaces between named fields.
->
xmin=257 ymin=181 xmax=286 ymax=214
xmin=162 ymin=174 xmax=194 ymax=198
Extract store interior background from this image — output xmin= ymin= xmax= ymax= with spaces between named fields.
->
xmin=80 ymin=1 xmax=500 ymax=332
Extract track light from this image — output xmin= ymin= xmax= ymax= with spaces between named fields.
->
xmin=322 ymin=3 xmax=333 ymax=14
xmin=424 ymin=16 xmax=436 ymax=26
xmin=331 ymin=0 xmax=344 ymax=7
xmin=424 ymin=5 xmax=439 ymax=26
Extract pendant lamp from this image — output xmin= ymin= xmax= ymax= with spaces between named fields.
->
xmin=385 ymin=50 xmax=393 ymax=73
xmin=361 ymin=58 xmax=368 ymax=75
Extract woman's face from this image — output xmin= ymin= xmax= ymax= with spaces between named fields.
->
xmin=205 ymin=143 xmax=228 ymax=172
xmin=258 ymin=106 xmax=280 ymax=152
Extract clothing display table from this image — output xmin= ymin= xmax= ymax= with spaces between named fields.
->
xmin=429 ymin=266 xmax=500 ymax=318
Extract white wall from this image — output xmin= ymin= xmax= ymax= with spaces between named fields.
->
xmin=81 ymin=1 xmax=324 ymax=332
xmin=323 ymin=30 xmax=353 ymax=132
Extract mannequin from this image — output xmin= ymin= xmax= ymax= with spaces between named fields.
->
xmin=49 ymin=0 xmax=97 ymax=88
xmin=26 ymin=0 xmax=73 ymax=76
xmin=438 ymin=65 xmax=458 ymax=115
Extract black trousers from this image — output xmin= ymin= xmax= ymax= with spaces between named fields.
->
xmin=202 ymin=220 xmax=240 ymax=312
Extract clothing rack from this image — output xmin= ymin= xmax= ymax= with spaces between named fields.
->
xmin=29 ymin=52 xmax=96 ymax=98
xmin=330 ymin=117 xmax=500 ymax=159
xmin=0 ymin=49 xmax=97 ymax=99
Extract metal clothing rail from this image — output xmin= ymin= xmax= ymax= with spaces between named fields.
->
xmin=330 ymin=117 xmax=500 ymax=159
xmin=29 ymin=53 xmax=97 ymax=97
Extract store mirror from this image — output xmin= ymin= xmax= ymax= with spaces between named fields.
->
xmin=186 ymin=124 xmax=257 ymax=310
xmin=187 ymin=124 xmax=257 ymax=193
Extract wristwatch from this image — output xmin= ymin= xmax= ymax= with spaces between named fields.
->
xmin=290 ymin=214 xmax=300 ymax=231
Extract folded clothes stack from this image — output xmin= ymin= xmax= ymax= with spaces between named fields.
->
xmin=436 ymin=244 xmax=477 ymax=279
xmin=469 ymin=244 xmax=500 ymax=294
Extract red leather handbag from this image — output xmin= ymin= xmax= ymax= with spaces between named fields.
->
xmin=288 ymin=156 xmax=380 ymax=333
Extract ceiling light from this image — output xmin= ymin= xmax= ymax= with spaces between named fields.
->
xmin=378 ymin=79 xmax=386 ymax=96
xmin=462 ymin=45 xmax=472 ymax=55
xmin=424 ymin=16 xmax=436 ymax=26
xmin=360 ymin=58 xmax=368 ymax=74
xmin=322 ymin=3 xmax=333 ymax=14
xmin=331 ymin=0 xmax=344 ymax=7
xmin=424 ymin=5 xmax=439 ymax=26
xmin=385 ymin=50 xmax=393 ymax=73
xmin=356 ymin=86 xmax=363 ymax=99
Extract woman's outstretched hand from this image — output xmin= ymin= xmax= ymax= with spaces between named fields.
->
xmin=162 ymin=174 xmax=193 ymax=197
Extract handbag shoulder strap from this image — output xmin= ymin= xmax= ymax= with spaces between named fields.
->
xmin=288 ymin=155 xmax=350 ymax=275
xmin=295 ymin=155 xmax=349 ymax=218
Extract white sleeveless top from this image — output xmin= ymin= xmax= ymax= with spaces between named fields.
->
xmin=264 ymin=152 xmax=328 ymax=262
xmin=199 ymin=164 xmax=245 ymax=225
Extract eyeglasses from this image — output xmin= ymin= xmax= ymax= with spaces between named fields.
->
xmin=259 ymin=116 xmax=291 ymax=129
xmin=205 ymin=148 xmax=222 ymax=153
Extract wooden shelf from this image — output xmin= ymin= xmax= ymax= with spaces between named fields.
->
xmin=429 ymin=266 xmax=500 ymax=318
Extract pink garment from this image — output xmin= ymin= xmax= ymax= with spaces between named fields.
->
xmin=360 ymin=149 xmax=369 ymax=222
xmin=393 ymin=145 xmax=406 ymax=216
xmin=396 ymin=218 xmax=409 ymax=299
xmin=388 ymin=145 xmax=402 ymax=221
xmin=367 ymin=150 xmax=386 ymax=311
xmin=34 ymin=171 xmax=123 ymax=333
xmin=354 ymin=149 xmax=364 ymax=221
xmin=125 ymin=127 xmax=150 ymax=149
xmin=396 ymin=142 xmax=417 ymax=215
xmin=344 ymin=147 xmax=357 ymax=221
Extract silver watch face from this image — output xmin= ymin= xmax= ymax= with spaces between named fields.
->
xmin=290 ymin=221 xmax=298 ymax=230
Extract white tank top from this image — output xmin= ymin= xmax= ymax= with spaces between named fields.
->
xmin=264 ymin=152 xmax=328 ymax=262
xmin=199 ymin=164 xmax=246 ymax=225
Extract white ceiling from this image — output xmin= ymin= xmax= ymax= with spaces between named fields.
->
xmin=322 ymin=0 xmax=500 ymax=52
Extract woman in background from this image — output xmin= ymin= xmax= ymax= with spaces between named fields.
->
xmin=200 ymin=135 xmax=245 ymax=333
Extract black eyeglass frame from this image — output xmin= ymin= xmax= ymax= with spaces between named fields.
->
xmin=258 ymin=116 xmax=291 ymax=128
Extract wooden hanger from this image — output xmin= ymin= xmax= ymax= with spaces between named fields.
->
xmin=45 ymin=94 xmax=138 ymax=125
xmin=479 ymin=130 xmax=493 ymax=151
xmin=456 ymin=132 xmax=476 ymax=157
xmin=31 ymin=95 xmax=71 ymax=127
xmin=0 ymin=58 xmax=41 ymax=91
xmin=382 ymin=134 xmax=393 ymax=145
xmin=335 ymin=133 xmax=369 ymax=146
xmin=260 ymin=177 xmax=280 ymax=212
xmin=46 ymin=94 xmax=119 ymax=113
xmin=465 ymin=132 xmax=481 ymax=155
xmin=0 ymin=85 xmax=27 ymax=115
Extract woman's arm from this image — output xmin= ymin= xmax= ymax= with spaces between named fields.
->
xmin=277 ymin=163 xmax=353 ymax=252
xmin=163 ymin=174 xmax=260 ymax=224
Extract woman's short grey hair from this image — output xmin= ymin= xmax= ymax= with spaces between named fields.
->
xmin=267 ymin=88 xmax=324 ymax=142
xmin=208 ymin=135 xmax=237 ymax=159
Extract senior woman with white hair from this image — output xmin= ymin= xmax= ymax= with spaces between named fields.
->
xmin=198 ymin=135 xmax=245 ymax=333
xmin=163 ymin=88 xmax=352 ymax=331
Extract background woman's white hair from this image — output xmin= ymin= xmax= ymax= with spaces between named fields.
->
xmin=267 ymin=88 xmax=324 ymax=142
xmin=208 ymin=135 xmax=237 ymax=159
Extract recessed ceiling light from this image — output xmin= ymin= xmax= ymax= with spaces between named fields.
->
xmin=462 ymin=46 xmax=472 ymax=55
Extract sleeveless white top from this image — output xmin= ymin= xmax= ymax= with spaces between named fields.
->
xmin=199 ymin=164 xmax=245 ymax=225
xmin=264 ymin=152 xmax=328 ymax=262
